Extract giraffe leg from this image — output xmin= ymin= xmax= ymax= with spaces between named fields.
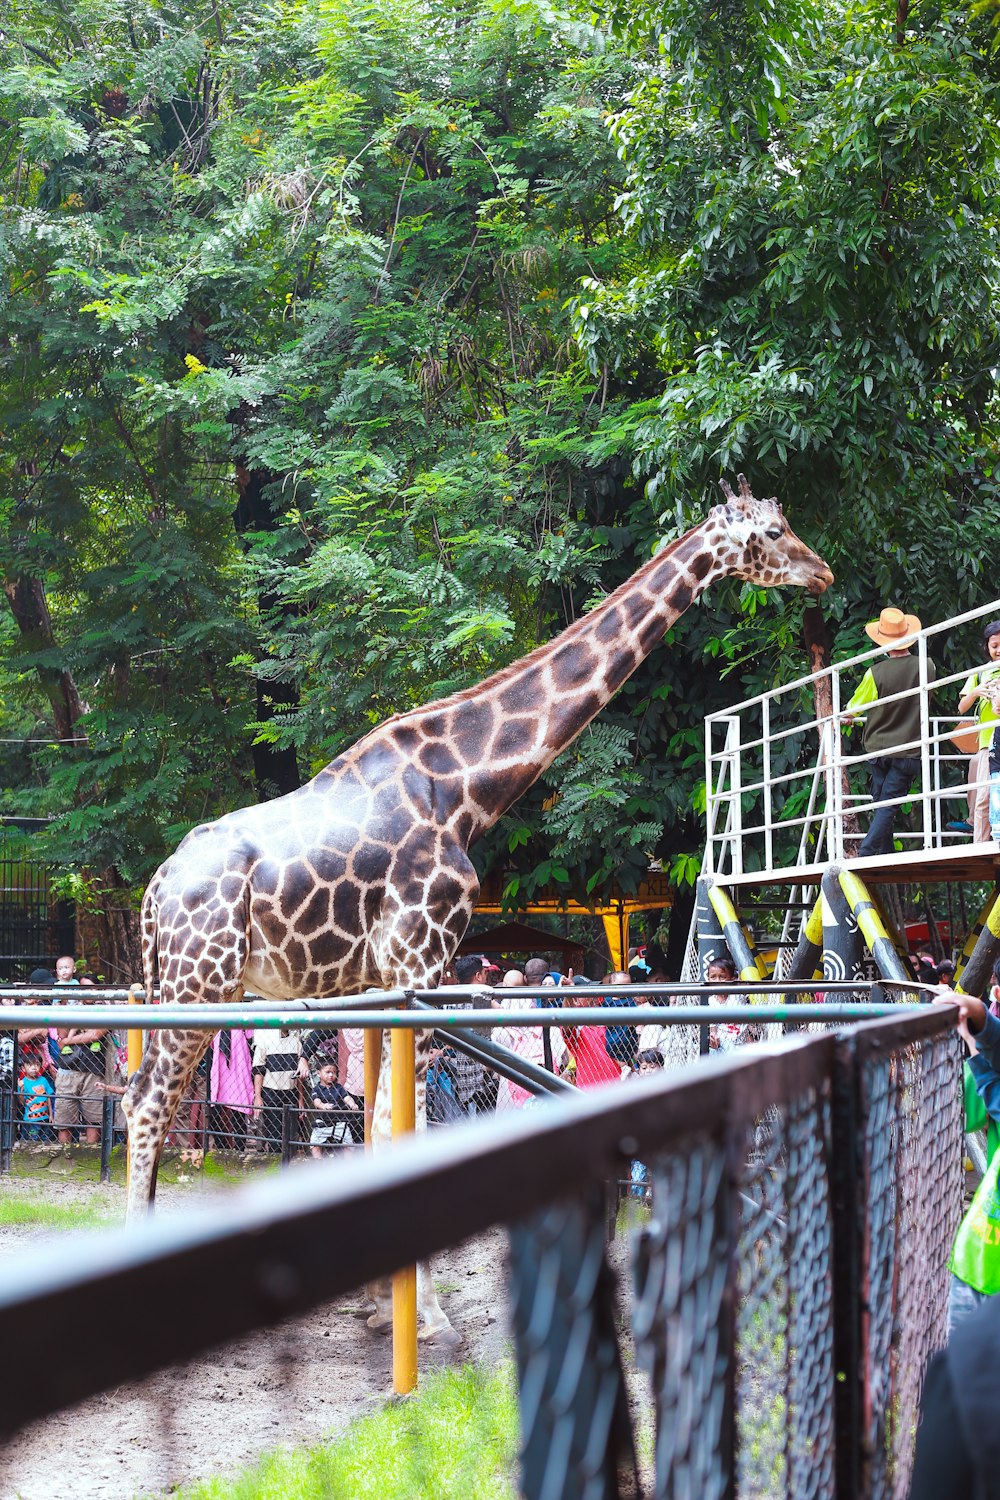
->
xmin=122 ymin=1029 xmax=213 ymax=1221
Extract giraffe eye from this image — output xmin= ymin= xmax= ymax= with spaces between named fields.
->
xmin=765 ymin=527 xmax=782 ymax=541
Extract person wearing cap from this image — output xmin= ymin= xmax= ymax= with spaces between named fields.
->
xmin=439 ymin=954 xmax=495 ymax=1114
xmin=843 ymin=606 xmax=937 ymax=857
xmin=957 ymin=619 xmax=1000 ymax=845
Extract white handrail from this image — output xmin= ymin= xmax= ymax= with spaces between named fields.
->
xmin=704 ymin=598 xmax=1000 ymax=877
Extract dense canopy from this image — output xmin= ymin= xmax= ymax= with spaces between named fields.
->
xmin=1 ymin=0 xmax=998 ymax=965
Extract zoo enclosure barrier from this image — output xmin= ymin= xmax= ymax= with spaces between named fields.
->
xmin=705 ymin=595 xmax=1000 ymax=877
xmin=0 ymin=979 xmax=929 ymax=1174
xmin=0 ymin=996 xmax=963 ymax=1500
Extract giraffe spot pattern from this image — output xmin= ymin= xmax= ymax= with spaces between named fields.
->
xmin=123 ymin=494 xmax=831 ymax=1248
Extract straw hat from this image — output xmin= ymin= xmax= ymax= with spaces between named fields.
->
xmin=864 ymin=606 xmax=921 ymax=647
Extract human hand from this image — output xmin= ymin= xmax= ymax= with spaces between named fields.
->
xmin=940 ymin=990 xmax=985 ymax=1047
xmin=559 ymin=969 xmax=575 ymax=986
xmin=296 ymin=1058 xmax=309 ymax=1079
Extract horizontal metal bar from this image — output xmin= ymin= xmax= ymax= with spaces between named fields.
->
xmin=0 ymin=1028 xmax=843 ymax=1438
xmin=0 ymin=1001 xmax=936 ymax=1029
xmin=845 ymin=1001 xmax=961 ymax=1055
xmin=0 ymin=979 xmax=937 ymax=1004
xmin=0 ymin=987 xmax=413 ymax=1006
xmin=423 ymin=1010 xmax=573 ymax=1096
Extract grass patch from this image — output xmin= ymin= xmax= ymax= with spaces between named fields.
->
xmin=169 ymin=1361 xmax=519 ymax=1500
xmin=0 ymin=1195 xmax=121 ymax=1231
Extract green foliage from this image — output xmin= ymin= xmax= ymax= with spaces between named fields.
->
xmin=1 ymin=0 xmax=999 ymax=923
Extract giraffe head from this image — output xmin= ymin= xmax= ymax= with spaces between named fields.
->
xmin=712 ymin=474 xmax=833 ymax=594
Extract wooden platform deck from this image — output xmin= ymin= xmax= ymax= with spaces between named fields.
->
xmin=717 ymin=839 xmax=1000 ymax=890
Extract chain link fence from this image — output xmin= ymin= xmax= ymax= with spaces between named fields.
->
xmin=0 ymin=991 xmax=963 ymax=1499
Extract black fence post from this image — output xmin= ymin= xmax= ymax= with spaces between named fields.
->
xmin=0 ymin=1074 xmax=12 ymax=1175
xmin=830 ymin=1032 xmax=862 ymax=1500
xmin=0 ymin=1026 xmax=19 ymax=1174
xmin=280 ymin=1103 xmax=294 ymax=1167
xmin=99 ymin=1094 xmax=114 ymax=1184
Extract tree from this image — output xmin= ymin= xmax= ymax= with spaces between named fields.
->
xmin=2 ymin=0 xmax=999 ymax=971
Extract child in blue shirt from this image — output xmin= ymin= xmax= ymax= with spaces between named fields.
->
xmin=18 ymin=1058 xmax=55 ymax=1141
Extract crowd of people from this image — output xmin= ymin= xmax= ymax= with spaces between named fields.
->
xmin=2 ymin=941 xmax=709 ymax=1157
xmin=425 ymin=943 xmax=685 ymax=1120
xmin=2 ymin=919 xmax=977 ymax=1164
xmin=2 ymin=957 xmax=368 ymax=1158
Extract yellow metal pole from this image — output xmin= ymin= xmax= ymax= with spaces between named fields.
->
xmin=391 ymin=1026 xmax=417 ymax=1394
xmin=363 ymin=1027 xmax=382 ymax=1148
xmin=127 ymin=984 xmax=143 ymax=1078
xmin=125 ymin=986 xmax=144 ymax=1190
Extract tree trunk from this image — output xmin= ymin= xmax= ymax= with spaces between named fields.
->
xmin=77 ymin=869 xmax=142 ymax=983
xmin=665 ymin=883 xmax=696 ymax=978
xmin=1 ymin=574 xmax=87 ymax=740
xmin=802 ymin=601 xmax=861 ymax=847
xmin=233 ymin=466 xmax=301 ymax=799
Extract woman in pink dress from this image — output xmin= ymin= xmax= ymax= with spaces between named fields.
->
xmin=210 ymin=1028 xmax=254 ymax=1151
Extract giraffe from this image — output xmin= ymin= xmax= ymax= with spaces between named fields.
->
xmin=122 ymin=475 xmax=832 ymax=1340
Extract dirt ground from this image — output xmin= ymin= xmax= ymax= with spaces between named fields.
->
xmin=0 ymin=1163 xmax=511 ymax=1500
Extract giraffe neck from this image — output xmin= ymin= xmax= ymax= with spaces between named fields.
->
xmin=390 ymin=518 xmax=730 ymax=840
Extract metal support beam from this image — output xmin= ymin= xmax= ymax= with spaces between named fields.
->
xmin=956 ymin=886 xmax=1000 ymax=998
xmin=706 ymin=881 xmax=767 ymax=982
xmin=837 ymin=870 xmax=911 ymax=986
xmin=955 ymin=886 xmax=1000 ymax=994
xmin=696 ymin=875 xmax=729 ymax=976
xmin=821 ymin=866 xmax=865 ymax=986
xmin=391 ymin=1027 xmax=417 ymax=1395
xmin=784 ymin=895 xmax=824 ymax=986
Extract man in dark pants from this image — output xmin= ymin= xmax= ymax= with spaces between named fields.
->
xmin=844 ymin=606 xmax=936 ymax=856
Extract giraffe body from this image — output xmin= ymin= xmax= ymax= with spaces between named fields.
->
xmin=122 ymin=478 xmax=833 ymax=1344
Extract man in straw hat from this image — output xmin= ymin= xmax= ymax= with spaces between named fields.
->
xmin=843 ymin=606 xmax=937 ymax=857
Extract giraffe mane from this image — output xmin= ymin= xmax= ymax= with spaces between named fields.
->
xmin=380 ymin=523 xmax=705 ymax=729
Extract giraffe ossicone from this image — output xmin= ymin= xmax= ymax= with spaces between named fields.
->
xmin=122 ymin=477 xmax=832 ymax=1342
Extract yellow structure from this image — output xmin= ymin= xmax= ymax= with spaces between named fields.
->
xmin=474 ymin=871 xmax=674 ymax=973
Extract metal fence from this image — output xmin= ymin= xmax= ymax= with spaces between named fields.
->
xmin=0 ymin=982 xmax=922 ymax=1172
xmin=0 ymin=996 xmax=962 ymax=1500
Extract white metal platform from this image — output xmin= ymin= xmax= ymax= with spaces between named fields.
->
xmin=704 ymin=597 xmax=1000 ymax=890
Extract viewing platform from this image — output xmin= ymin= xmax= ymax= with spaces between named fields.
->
xmin=693 ymin=597 xmax=1000 ymax=996
xmin=704 ymin=596 xmax=1000 ymax=889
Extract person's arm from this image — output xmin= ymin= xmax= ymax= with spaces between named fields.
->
xmin=952 ymin=996 xmax=1000 ymax=1120
xmin=62 ymin=1027 xmax=106 ymax=1046
xmin=958 ymin=670 xmax=981 ymax=714
xmin=965 ymin=1002 xmax=1000 ymax=1070
xmin=297 ymin=1032 xmax=315 ymax=1077
xmin=844 ymin=669 xmax=877 ymax=718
